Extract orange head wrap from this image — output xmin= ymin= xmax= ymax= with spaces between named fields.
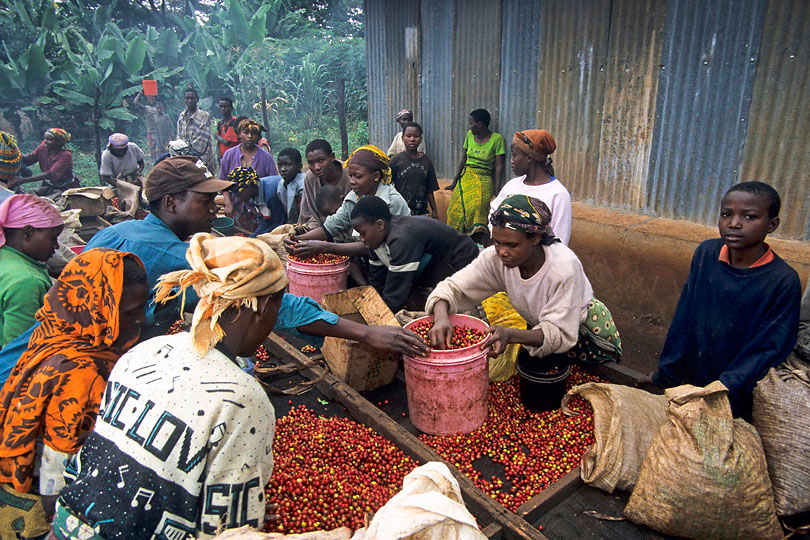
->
xmin=513 ymin=130 xmax=556 ymax=163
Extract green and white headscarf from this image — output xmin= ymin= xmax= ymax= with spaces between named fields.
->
xmin=490 ymin=194 xmax=559 ymax=245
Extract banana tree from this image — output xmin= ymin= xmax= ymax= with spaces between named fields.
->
xmin=51 ymin=23 xmax=172 ymax=166
xmin=0 ymin=35 xmax=51 ymax=101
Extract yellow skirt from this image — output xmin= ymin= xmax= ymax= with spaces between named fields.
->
xmin=446 ymin=166 xmax=493 ymax=235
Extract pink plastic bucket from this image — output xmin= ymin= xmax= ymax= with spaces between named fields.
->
xmin=403 ymin=314 xmax=490 ymax=435
xmin=286 ymin=257 xmax=350 ymax=305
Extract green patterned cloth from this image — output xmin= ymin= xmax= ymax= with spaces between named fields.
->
xmin=568 ymin=297 xmax=623 ymax=364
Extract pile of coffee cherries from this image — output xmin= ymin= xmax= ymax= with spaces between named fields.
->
xmin=288 ymin=253 xmax=349 ymax=265
xmin=253 ymin=344 xmax=271 ymax=365
xmin=264 ymin=406 xmax=417 ymax=533
xmin=420 ymin=366 xmax=605 ymax=511
xmin=410 ymin=320 xmax=487 ymax=350
xmin=110 ymin=196 xmax=120 ymax=209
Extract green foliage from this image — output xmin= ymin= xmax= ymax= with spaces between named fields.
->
xmin=0 ymin=0 xmax=368 ymax=161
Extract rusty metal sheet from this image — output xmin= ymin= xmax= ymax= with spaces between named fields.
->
xmin=595 ymin=0 xmax=667 ymax=211
xmin=536 ymin=0 xmax=610 ymax=203
xmin=498 ymin=0 xmax=543 ymax=174
xmin=646 ymin=0 xmax=767 ymax=223
xmin=740 ymin=0 xmax=810 ymax=240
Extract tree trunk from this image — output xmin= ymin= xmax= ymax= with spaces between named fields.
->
xmin=261 ymin=86 xmax=270 ymax=137
xmin=337 ymin=78 xmax=348 ymax=160
xmin=93 ymin=87 xmax=102 ymax=177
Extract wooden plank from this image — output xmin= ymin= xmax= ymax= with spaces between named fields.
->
xmin=588 ymin=362 xmax=645 ymax=386
xmin=265 ymin=333 xmax=550 ymax=540
xmin=515 ymin=467 xmax=584 ymax=523
xmin=483 ymin=523 xmax=505 ymax=539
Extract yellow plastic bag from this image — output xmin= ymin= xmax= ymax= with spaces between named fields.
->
xmin=481 ymin=292 xmax=524 ymax=382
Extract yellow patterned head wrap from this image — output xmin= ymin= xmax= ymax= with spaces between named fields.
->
xmin=45 ymin=128 xmax=71 ymax=145
xmin=344 ymin=144 xmax=392 ymax=185
xmin=154 ymin=233 xmax=288 ymax=356
xmin=226 ymin=166 xmax=259 ymax=194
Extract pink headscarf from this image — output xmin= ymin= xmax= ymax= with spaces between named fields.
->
xmin=0 ymin=194 xmax=63 ymax=248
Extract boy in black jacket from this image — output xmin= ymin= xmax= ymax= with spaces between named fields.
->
xmin=350 ymin=195 xmax=479 ymax=313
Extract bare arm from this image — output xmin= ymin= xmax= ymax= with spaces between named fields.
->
xmin=446 ymin=149 xmax=467 ymax=190
xmin=297 ymin=318 xmax=428 ymax=356
xmin=426 ymin=192 xmax=438 ymax=218
xmin=8 ymin=172 xmax=53 ymax=189
xmin=493 ymin=154 xmax=506 ymax=194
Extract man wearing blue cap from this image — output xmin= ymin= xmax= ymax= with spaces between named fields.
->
xmin=100 ymin=132 xmax=145 ymax=186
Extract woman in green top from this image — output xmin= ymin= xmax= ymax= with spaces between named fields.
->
xmin=446 ymin=109 xmax=506 ymax=243
xmin=0 ymin=194 xmax=63 ymax=346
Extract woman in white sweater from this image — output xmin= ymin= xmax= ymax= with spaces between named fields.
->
xmin=427 ymin=195 xmax=621 ymax=367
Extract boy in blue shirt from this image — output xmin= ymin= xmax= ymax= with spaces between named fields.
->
xmin=643 ymin=181 xmax=801 ymax=418
xmin=275 ymin=148 xmax=306 ymax=223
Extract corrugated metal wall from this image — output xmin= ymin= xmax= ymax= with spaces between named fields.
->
xmin=498 ymin=0 xmax=543 ymax=170
xmin=537 ymin=0 xmax=610 ymax=203
xmin=419 ymin=0 xmax=453 ymax=175
xmin=365 ymin=0 xmax=421 ymax=150
xmin=647 ymin=0 xmax=766 ymax=222
xmin=595 ymin=0 xmax=667 ymax=210
xmin=365 ymin=0 xmax=810 ymax=239
xmin=740 ymin=0 xmax=810 ymax=240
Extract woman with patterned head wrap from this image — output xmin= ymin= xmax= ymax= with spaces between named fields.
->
xmin=55 ymin=234 xmax=285 ymax=539
xmin=0 ymin=132 xmax=21 ymax=186
xmin=0 ymin=194 xmax=64 ymax=346
xmin=284 ymin=144 xmax=411 ymax=260
xmin=225 ymin=165 xmax=286 ymax=235
xmin=8 ymin=128 xmax=77 ymax=195
xmin=0 ymin=249 xmax=148 ymax=534
xmin=219 ymin=118 xmax=278 ymax=224
xmin=427 ymin=194 xmax=621 ymax=377
xmin=489 ymin=129 xmax=572 ymax=245
xmin=445 ymin=109 xmax=506 ymax=244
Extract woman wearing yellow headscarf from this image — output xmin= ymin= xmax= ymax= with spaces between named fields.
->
xmin=284 ymin=144 xmax=411 ymax=259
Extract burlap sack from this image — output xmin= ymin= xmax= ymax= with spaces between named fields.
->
xmin=753 ymin=354 xmax=810 ymax=516
xmin=624 ymin=381 xmax=783 ymax=540
xmin=561 ymin=383 xmax=668 ymax=493
xmin=258 ymin=224 xmax=296 ymax=266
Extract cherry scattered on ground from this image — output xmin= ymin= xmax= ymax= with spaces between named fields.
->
xmin=264 ymin=406 xmax=418 ymax=534
xmin=419 ymin=366 xmax=606 ymax=512
xmin=410 ymin=320 xmax=487 ymax=350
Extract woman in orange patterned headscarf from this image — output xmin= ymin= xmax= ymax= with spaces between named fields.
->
xmin=0 ymin=248 xmax=149 ymax=532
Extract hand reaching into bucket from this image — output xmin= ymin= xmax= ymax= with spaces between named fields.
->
xmin=428 ymin=301 xmax=454 ymax=350
xmin=484 ymin=325 xmax=512 ymax=357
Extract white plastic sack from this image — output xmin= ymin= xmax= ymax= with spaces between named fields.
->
xmin=352 ymin=462 xmax=486 ymax=540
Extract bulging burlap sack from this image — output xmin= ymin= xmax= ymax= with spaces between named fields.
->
xmin=624 ymin=381 xmax=783 ymax=540
xmin=258 ymin=224 xmax=296 ymax=266
xmin=753 ymin=354 xmax=810 ymax=516
xmin=561 ymin=383 xmax=668 ymax=493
